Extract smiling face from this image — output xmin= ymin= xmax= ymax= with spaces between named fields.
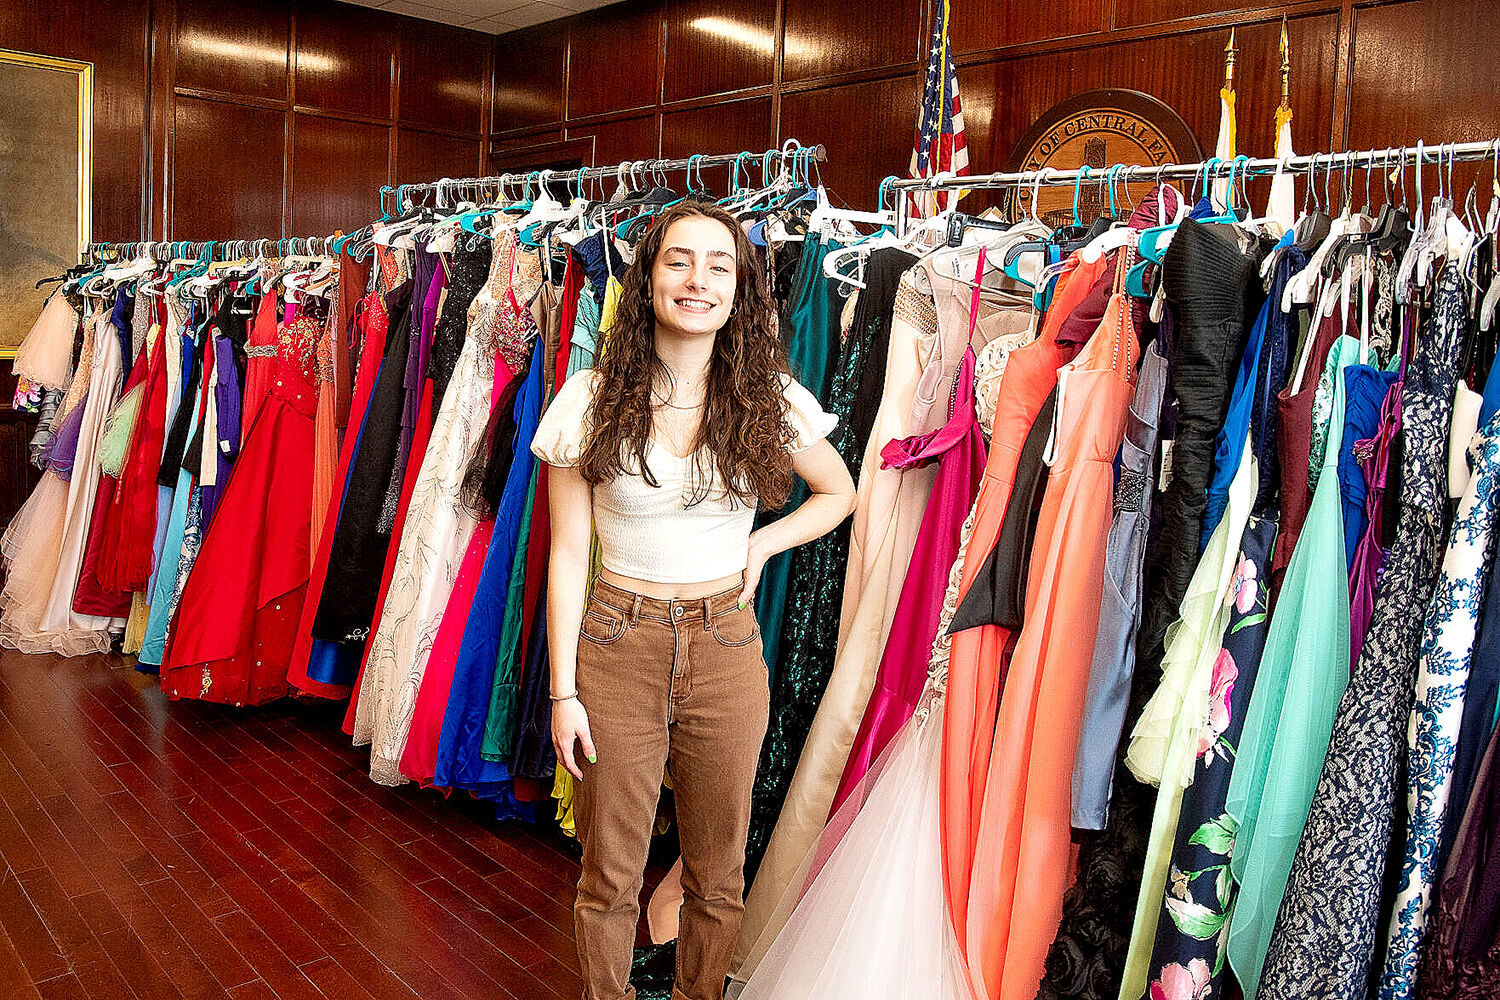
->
xmin=649 ymin=214 xmax=740 ymax=342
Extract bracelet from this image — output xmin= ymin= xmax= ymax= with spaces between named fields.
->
xmin=549 ymin=691 xmax=579 ymax=702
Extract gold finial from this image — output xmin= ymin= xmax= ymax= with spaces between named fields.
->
xmin=1224 ymin=27 xmax=1238 ymax=91
xmin=1279 ymin=17 xmax=1291 ymax=109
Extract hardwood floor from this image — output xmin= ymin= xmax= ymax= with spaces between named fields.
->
xmin=0 ymin=647 xmax=640 ymax=999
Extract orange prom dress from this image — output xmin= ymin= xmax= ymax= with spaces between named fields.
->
xmin=963 ymin=248 xmax=1138 ymax=1000
xmin=940 ymin=250 xmax=1107 ymax=956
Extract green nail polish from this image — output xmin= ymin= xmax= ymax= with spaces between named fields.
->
xmin=587 ymin=754 xmax=598 ymax=764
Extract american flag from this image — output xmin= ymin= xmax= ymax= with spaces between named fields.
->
xmin=909 ymin=0 xmax=969 ymax=216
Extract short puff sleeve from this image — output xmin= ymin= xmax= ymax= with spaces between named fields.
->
xmin=531 ymin=369 xmax=597 ymax=467
xmin=782 ymin=373 xmax=838 ymax=454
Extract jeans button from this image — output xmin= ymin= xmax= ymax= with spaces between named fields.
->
xmin=674 ymin=606 xmax=684 ymax=618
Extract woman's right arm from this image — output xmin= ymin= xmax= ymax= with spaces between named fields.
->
xmin=547 ymin=462 xmax=597 ymax=780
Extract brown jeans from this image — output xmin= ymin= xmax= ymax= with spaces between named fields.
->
xmin=573 ymin=578 xmax=770 ymax=1000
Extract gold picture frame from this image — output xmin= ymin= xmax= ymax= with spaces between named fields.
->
xmin=0 ymin=48 xmax=93 ymax=361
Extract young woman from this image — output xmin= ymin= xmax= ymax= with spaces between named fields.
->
xmin=531 ymin=202 xmax=856 ymax=1000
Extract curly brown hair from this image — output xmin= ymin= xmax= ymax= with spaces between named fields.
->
xmin=577 ymin=201 xmax=796 ymax=509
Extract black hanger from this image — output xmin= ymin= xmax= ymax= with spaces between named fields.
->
xmin=945 ymin=213 xmax=1012 ymax=248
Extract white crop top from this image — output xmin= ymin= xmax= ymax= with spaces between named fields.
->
xmin=530 ymin=369 xmax=838 ymax=583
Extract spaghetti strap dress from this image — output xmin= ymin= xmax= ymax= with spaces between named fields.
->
xmin=963 ymin=248 xmax=1138 ymax=1000
xmin=940 ymin=250 xmax=1104 ymax=958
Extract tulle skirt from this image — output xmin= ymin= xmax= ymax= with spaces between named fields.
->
xmin=735 ymin=701 xmax=975 ymax=1000
xmin=0 ymin=326 xmax=125 ymax=655
xmin=0 ymin=474 xmax=72 ymax=650
xmin=12 ymin=293 xmax=78 ymax=391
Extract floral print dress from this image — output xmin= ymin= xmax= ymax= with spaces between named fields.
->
xmin=1142 ymin=514 xmax=1276 ymax=999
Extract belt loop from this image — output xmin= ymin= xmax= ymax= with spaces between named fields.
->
xmin=701 ymin=598 xmax=711 ymax=630
xmin=630 ymin=594 xmax=642 ymax=627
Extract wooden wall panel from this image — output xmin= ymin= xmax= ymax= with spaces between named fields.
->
xmin=398 ymin=19 xmax=490 ymax=134
xmin=782 ymin=0 xmax=923 ymax=82
xmin=663 ymin=0 xmax=777 ymax=103
xmin=567 ymin=1 xmax=663 ymax=119
xmin=1346 ymin=0 xmax=1500 ymax=149
xmin=781 ymin=75 xmax=919 ymax=201
xmin=1112 ymin=0 xmax=1305 ymax=30
xmin=171 ymin=98 xmax=286 ymax=239
xmin=396 ymin=129 xmax=484 ymax=184
xmin=493 ymin=23 xmax=567 ymax=132
xmin=175 ymin=2 xmax=291 ymax=100
xmin=295 ymin=0 xmax=395 ymax=119
xmin=660 ymin=98 xmax=773 ymax=161
xmin=960 ymin=12 xmax=1340 ymax=180
xmin=569 ymin=115 xmax=662 ymax=167
xmin=952 ymin=0 xmax=1104 ymax=54
xmin=290 ymin=115 xmax=389 ymax=234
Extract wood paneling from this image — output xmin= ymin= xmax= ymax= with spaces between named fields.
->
xmin=781 ymin=75 xmax=919 ymax=201
xmin=952 ymin=0 xmax=1104 ymax=54
xmin=663 ymin=0 xmax=777 ymax=103
xmin=398 ymin=18 xmax=491 ymax=134
xmin=397 ymin=129 xmax=484 ymax=184
xmin=661 ymin=98 xmax=773 ymax=161
xmin=1113 ymin=0 xmax=1309 ymax=30
xmin=493 ymin=23 xmax=567 ymax=132
xmin=171 ymin=97 xmax=286 ymax=240
xmin=566 ymin=1 xmax=663 ymax=119
xmin=568 ymin=115 xmax=662 ymax=168
xmin=782 ymin=0 xmax=923 ymax=82
xmin=175 ymin=1 xmax=292 ymax=100
xmin=295 ymin=1 xmax=396 ymax=119
xmin=1347 ymin=0 xmax=1500 ymax=149
xmin=291 ymin=115 xmax=390 ymax=234
xmin=959 ymin=12 xmax=1340 ymax=180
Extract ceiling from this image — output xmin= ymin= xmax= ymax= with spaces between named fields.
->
xmin=342 ymin=0 xmax=615 ymax=34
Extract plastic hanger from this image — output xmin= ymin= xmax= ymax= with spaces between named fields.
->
xmin=1126 ymin=176 xmax=1189 ymax=297
xmin=1078 ymin=164 xmax=1135 ymax=263
xmin=1000 ymin=169 xmax=1058 ymax=286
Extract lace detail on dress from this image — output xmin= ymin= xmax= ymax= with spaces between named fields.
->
xmin=1115 ymin=468 xmax=1149 ymax=516
xmin=893 ymin=274 xmax=939 ymax=340
xmin=1254 ymin=263 xmax=1468 ymax=1000
xmin=917 ymin=497 xmax=981 ymax=716
xmin=973 ymin=323 xmax=1040 ymax=438
xmin=467 ymin=231 xmax=542 ymax=373
xmin=430 ymin=238 xmax=493 ymax=403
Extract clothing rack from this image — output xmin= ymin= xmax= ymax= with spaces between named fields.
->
xmin=387 ymin=139 xmax=829 ymax=213
xmin=890 ymin=138 xmax=1500 ymax=231
xmin=83 ymin=234 xmax=340 ymax=264
xmin=82 ymin=140 xmax=829 ymax=261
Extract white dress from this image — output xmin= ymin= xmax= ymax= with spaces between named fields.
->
xmin=735 ymin=501 xmax=985 ymax=1000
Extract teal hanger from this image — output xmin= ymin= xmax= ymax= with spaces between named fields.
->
xmin=1125 ymin=162 xmax=1205 ymax=297
xmin=167 ymin=243 xmax=213 ymax=295
xmin=1072 ymin=165 xmax=1090 ymax=227
xmin=1203 ymin=155 xmax=1249 ymax=224
xmin=717 ymin=152 xmax=755 ymax=208
xmin=1136 ymin=161 xmax=1209 ymax=265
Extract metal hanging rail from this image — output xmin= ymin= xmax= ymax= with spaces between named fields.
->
xmin=889 ymin=139 xmax=1500 ymax=193
xmin=81 ymin=139 xmax=829 ymax=261
xmin=387 ymin=139 xmax=829 ymax=213
xmin=83 ymin=235 xmax=340 ymax=264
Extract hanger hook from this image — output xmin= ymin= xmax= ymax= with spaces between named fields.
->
xmin=1031 ymin=167 xmax=1052 ymax=222
xmin=1072 ymin=165 xmax=1090 ymax=226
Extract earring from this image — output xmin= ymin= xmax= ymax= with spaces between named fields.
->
xmin=729 ymin=304 xmax=738 ymax=317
